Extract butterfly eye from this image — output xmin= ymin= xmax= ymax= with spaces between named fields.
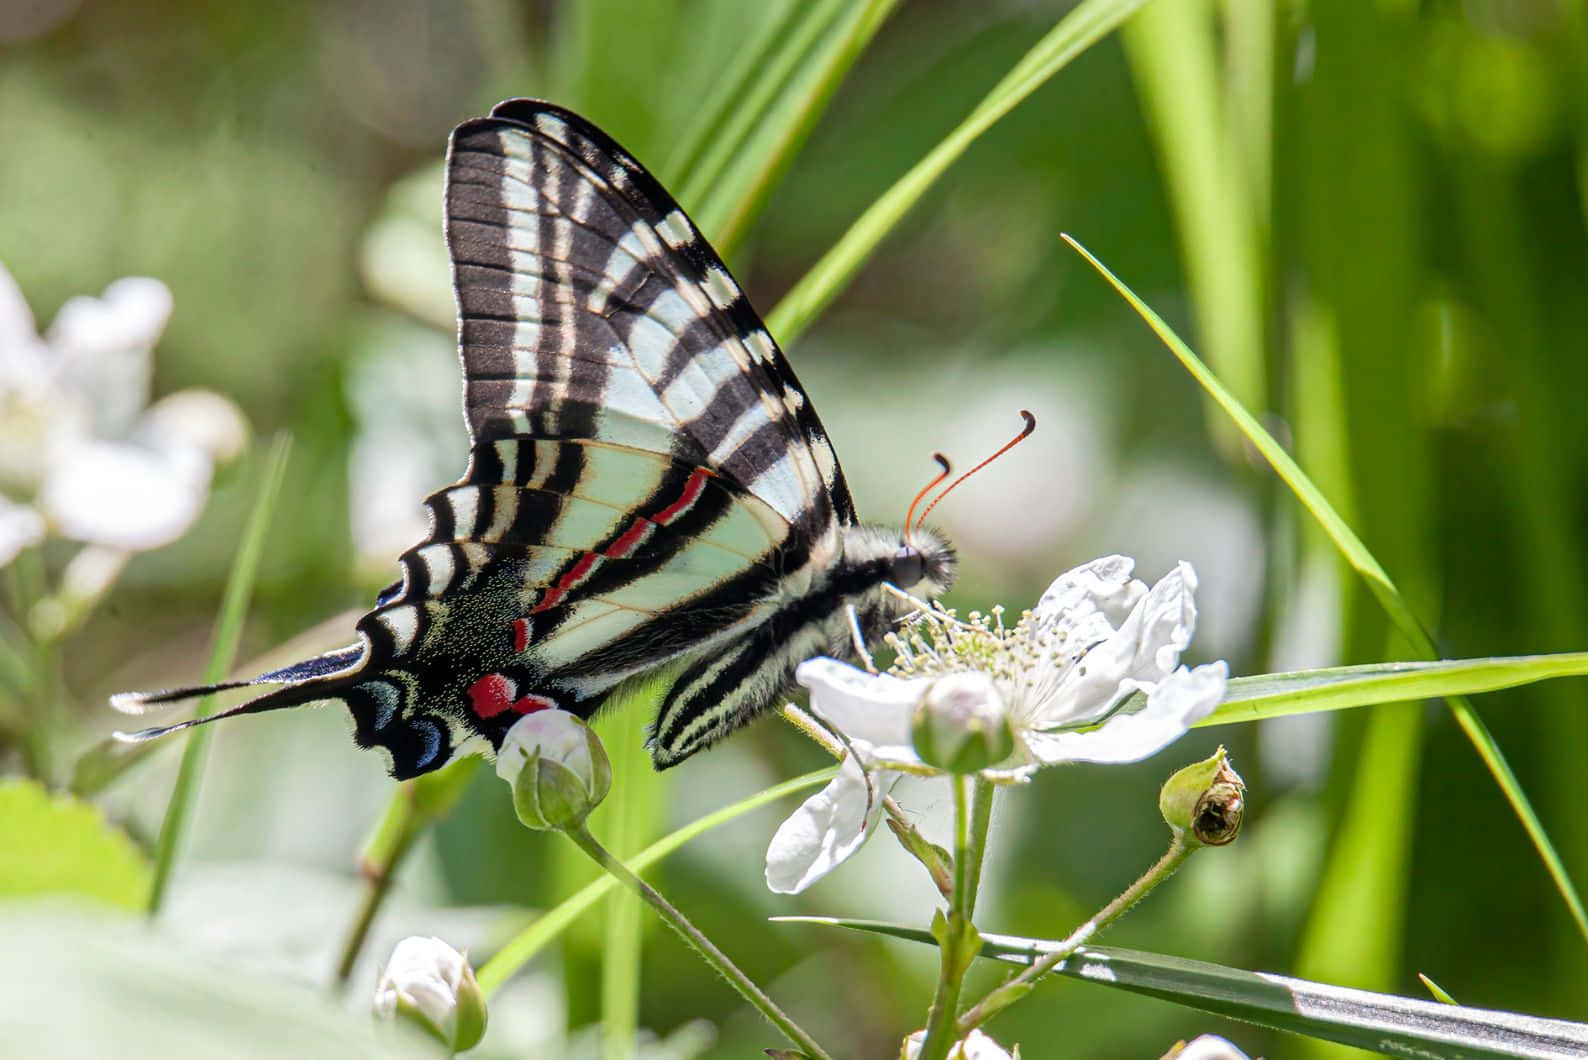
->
xmin=891 ymin=545 xmax=925 ymax=588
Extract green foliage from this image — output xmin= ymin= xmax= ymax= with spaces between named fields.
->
xmin=3 ymin=1 xmax=1588 ymax=1055
xmin=0 ymin=779 xmax=150 ymax=909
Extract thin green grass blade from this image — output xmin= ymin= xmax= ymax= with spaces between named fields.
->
xmin=660 ymin=0 xmax=803 ymax=187
xmin=1185 ymin=653 xmax=1588 ymax=726
xmin=1120 ymin=0 xmax=1266 ymax=434
xmin=475 ymin=766 xmax=835 ymax=997
xmin=767 ymin=0 xmax=1150 ymax=346
xmin=675 ymin=0 xmax=847 ymax=212
xmin=700 ymin=0 xmax=904 ymax=259
xmin=777 ymin=918 xmax=1588 ymax=1058
xmin=146 ymin=433 xmax=293 ymax=916
xmin=1063 ymin=235 xmax=1588 ymax=944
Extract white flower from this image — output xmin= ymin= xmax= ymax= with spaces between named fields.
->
xmin=765 ymin=556 xmax=1227 ymax=894
xmin=373 ymin=935 xmax=488 ymax=1050
xmin=901 ymin=1027 xmax=1015 ymax=1059
xmin=0 ymin=262 xmax=246 ymax=563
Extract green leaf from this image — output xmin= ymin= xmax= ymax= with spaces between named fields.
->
xmin=0 ymin=779 xmax=150 ymax=910
xmin=1063 ymin=236 xmax=1588 ymax=945
xmin=767 ymin=0 xmax=1150 ymax=346
xmin=776 ymin=918 xmax=1588 ymax=1058
xmin=0 ymin=906 xmax=437 ymax=1059
xmin=1180 ymin=653 xmax=1588 ymax=726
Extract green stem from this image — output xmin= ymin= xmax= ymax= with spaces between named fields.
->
xmin=147 ymin=435 xmax=292 ymax=916
xmin=919 ymin=776 xmax=995 ymax=1060
xmin=963 ymin=778 xmax=995 ymax=920
xmin=336 ymin=757 xmax=480 ymax=984
xmin=565 ymin=824 xmax=833 ymax=1060
xmin=956 ymin=833 xmax=1193 ymax=1036
xmin=13 ymin=547 xmax=55 ymax=782
xmin=335 ymin=790 xmax=421 ymax=984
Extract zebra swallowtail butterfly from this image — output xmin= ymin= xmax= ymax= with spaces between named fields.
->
xmin=115 ymin=99 xmax=956 ymax=779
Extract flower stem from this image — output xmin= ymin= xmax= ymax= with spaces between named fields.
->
xmin=565 ymin=823 xmax=833 ymax=1060
xmin=147 ymin=435 xmax=291 ymax=916
xmin=336 ymin=757 xmax=480 ymax=984
xmin=918 ymin=776 xmax=995 ymax=1060
xmin=956 ymin=832 xmax=1193 ymax=1036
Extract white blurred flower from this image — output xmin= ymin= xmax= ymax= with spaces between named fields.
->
xmin=373 ymin=935 xmax=487 ymax=1051
xmin=901 ymin=1027 xmax=1015 ymax=1059
xmin=0 ymin=262 xmax=245 ymax=565
xmin=765 ymin=556 xmax=1227 ymax=894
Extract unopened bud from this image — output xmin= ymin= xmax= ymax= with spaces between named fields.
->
xmin=911 ymin=672 xmax=1014 ymax=774
xmin=496 ymin=709 xmax=611 ymax=831
xmin=1159 ymin=747 xmax=1245 ymax=847
xmin=373 ymin=936 xmax=487 ymax=1051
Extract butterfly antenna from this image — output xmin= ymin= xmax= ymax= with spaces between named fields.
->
xmin=903 ymin=453 xmax=953 ymax=547
xmin=915 ymin=410 xmax=1036 ymax=529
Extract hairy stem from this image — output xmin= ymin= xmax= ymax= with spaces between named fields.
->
xmin=957 ymin=833 xmax=1193 ymax=1035
xmin=566 ymin=824 xmax=833 ymax=1060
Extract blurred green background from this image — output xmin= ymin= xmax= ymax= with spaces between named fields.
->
xmin=3 ymin=0 xmax=1587 ymax=1056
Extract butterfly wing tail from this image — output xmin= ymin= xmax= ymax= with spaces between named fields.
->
xmin=111 ymin=642 xmax=368 ymax=733
xmin=112 ymin=679 xmax=343 ymax=744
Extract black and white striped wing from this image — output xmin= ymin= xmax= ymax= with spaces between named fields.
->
xmin=448 ymin=99 xmax=855 ymax=537
xmin=117 ymin=100 xmax=863 ymax=780
xmin=352 ymin=100 xmax=863 ymax=773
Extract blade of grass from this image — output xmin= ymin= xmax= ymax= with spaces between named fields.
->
xmin=476 ymin=766 xmax=834 ymax=997
xmin=146 ymin=433 xmax=292 ymax=916
xmin=767 ymin=0 xmax=1150 ymax=346
xmin=700 ymin=0 xmax=904 ymax=259
xmin=1063 ymin=235 xmax=1588 ymax=943
xmin=1188 ymin=653 xmax=1588 ymax=726
xmin=660 ymin=0 xmax=804 ymax=188
xmin=779 ymin=919 xmax=1588 ymax=1058
xmin=675 ymin=0 xmax=847 ymax=212
xmin=1120 ymin=0 xmax=1266 ymax=437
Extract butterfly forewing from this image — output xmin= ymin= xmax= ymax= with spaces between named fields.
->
xmin=445 ymin=100 xmax=855 ymax=539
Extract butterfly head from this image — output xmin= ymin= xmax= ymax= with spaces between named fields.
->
xmin=889 ymin=526 xmax=956 ymax=601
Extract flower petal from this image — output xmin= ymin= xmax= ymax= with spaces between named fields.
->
xmin=902 ymin=1028 xmax=1015 ymax=1059
xmin=796 ymin=657 xmax=925 ymax=762
xmin=765 ymin=755 xmax=897 ymax=894
xmin=1032 ymin=554 xmax=1145 ymax=631
xmin=1035 ymin=561 xmax=1201 ymax=728
xmin=46 ymin=276 xmax=170 ymax=438
xmin=0 ymin=495 xmax=44 ymax=566
xmin=1024 ymin=662 xmax=1226 ymax=765
xmin=0 ymin=261 xmax=38 ymax=348
xmin=39 ymin=438 xmax=211 ymax=550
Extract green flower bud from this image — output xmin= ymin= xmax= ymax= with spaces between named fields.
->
xmin=496 ymin=709 xmax=612 ymax=831
xmin=1159 ymin=746 xmax=1245 ymax=846
xmin=911 ymin=672 xmax=1014 ymax=774
xmin=373 ymin=936 xmax=487 ymax=1052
